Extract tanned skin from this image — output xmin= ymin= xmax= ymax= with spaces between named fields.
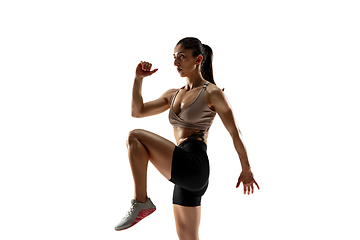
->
xmin=126 ymin=44 xmax=259 ymax=240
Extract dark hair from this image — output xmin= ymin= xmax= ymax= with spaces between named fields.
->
xmin=176 ymin=37 xmax=215 ymax=85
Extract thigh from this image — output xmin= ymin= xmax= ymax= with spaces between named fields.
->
xmin=172 ymin=183 xmax=208 ymax=206
xmin=171 ymin=146 xmax=209 ymax=192
xmin=173 ymin=205 xmax=201 ymax=240
xmin=129 ymin=129 xmax=176 ymax=180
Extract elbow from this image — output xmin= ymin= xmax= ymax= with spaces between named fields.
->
xmin=131 ymin=107 xmax=139 ymax=117
xmin=131 ymin=107 xmax=145 ymax=118
xmin=131 ymin=110 xmax=141 ymax=118
xmin=131 ymin=104 xmax=145 ymax=118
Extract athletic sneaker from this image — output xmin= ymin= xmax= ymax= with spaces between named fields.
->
xmin=115 ymin=198 xmax=156 ymax=231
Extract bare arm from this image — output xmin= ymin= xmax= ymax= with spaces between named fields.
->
xmin=208 ymin=87 xmax=260 ymax=194
xmin=131 ymin=61 xmax=177 ymax=118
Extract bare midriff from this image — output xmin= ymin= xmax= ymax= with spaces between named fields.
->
xmin=173 ymin=127 xmax=209 ymax=145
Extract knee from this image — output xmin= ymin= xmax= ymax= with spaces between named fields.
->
xmin=177 ymin=232 xmax=198 ymax=240
xmin=176 ymin=227 xmax=198 ymax=240
xmin=127 ymin=129 xmax=144 ymax=146
xmin=128 ymin=129 xmax=141 ymax=140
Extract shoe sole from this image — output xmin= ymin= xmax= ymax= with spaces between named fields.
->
xmin=115 ymin=208 xmax=156 ymax=231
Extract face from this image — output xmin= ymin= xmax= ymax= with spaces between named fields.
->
xmin=173 ymin=44 xmax=203 ymax=78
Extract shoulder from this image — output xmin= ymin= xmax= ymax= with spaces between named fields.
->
xmin=164 ymin=88 xmax=179 ymax=95
xmin=204 ymin=82 xmax=227 ymax=111
xmin=162 ymin=88 xmax=179 ymax=102
xmin=205 ymin=82 xmax=225 ymax=100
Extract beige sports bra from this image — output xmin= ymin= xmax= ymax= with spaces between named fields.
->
xmin=169 ymin=81 xmax=216 ymax=131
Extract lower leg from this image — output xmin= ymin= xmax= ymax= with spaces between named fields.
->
xmin=127 ymin=135 xmax=149 ymax=203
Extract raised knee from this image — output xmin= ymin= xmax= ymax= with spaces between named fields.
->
xmin=128 ymin=129 xmax=141 ymax=139
xmin=127 ymin=129 xmax=144 ymax=146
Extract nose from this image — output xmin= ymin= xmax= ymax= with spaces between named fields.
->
xmin=174 ymin=58 xmax=180 ymax=67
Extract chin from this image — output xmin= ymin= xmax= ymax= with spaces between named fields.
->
xmin=178 ymin=72 xmax=186 ymax=77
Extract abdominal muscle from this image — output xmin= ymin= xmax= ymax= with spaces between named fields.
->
xmin=173 ymin=127 xmax=209 ymax=145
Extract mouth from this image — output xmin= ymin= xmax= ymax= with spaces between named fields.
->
xmin=177 ymin=68 xmax=182 ymax=73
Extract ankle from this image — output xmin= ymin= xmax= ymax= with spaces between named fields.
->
xmin=134 ymin=196 xmax=148 ymax=203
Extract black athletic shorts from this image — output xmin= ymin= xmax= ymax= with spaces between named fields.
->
xmin=169 ymin=140 xmax=209 ymax=207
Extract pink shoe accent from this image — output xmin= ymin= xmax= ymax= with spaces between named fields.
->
xmin=129 ymin=208 xmax=156 ymax=228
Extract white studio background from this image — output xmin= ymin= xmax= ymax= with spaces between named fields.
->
xmin=1 ymin=0 xmax=359 ymax=239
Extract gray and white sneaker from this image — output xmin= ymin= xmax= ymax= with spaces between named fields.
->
xmin=115 ymin=198 xmax=156 ymax=231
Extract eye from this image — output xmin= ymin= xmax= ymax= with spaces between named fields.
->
xmin=174 ymin=54 xmax=185 ymax=60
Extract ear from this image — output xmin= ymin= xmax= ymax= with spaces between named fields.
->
xmin=195 ymin=54 xmax=203 ymax=65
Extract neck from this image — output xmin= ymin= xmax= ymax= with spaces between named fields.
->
xmin=185 ymin=68 xmax=205 ymax=90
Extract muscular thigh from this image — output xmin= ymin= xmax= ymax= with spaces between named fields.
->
xmin=128 ymin=129 xmax=176 ymax=180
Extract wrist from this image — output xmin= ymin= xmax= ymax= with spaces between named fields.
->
xmin=135 ymin=76 xmax=144 ymax=81
xmin=240 ymin=159 xmax=251 ymax=171
xmin=243 ymin=168 xmax=251 ymax=173
xmin=239 ymin=156 xmax=250 ymax=171
xmin=241 ymin=166 xmax=251 ymax=172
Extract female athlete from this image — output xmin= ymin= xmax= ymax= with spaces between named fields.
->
xmin=115 ymin=37 xmax=259 ymax=240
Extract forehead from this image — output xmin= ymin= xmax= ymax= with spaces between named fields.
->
xmin=174 ymin=44 xmax=184 ymax=52
xmin=173 ymin=44 xmax=190 ymax=55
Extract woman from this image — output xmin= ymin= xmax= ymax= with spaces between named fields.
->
xmin=115 ymin=37 xmax=259 ymax=239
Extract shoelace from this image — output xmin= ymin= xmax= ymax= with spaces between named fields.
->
xmin=124 ymin=201 xmax=140 ymax=218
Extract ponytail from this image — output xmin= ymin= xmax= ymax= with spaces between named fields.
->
xmin=176 ymin=37 xmax=216 ymax=85
xmin=200 ymin=44 xmax=215 ymax=85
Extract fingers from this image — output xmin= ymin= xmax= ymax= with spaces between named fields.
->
xmin=237 ymin=177 xmax=260 ymax=194
xmin=244 ymin=184 xmax=251 ymax=195
xmin=138 ymin=61 xmax=158 ymax=77
xmin=237 ymin=178 xmax=251 ymax=194
xmin=236 ymin=179 xmax=241 ymax=188
xmin=149 ymin=68 xmax=158 ymax=74
xmin=242 ymin=182 xmax=259 ymax=195
xmin=140 ymin=61 xmax=153 ymax=72
xmin=254 ymin=180 xmax=260 ymax=190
